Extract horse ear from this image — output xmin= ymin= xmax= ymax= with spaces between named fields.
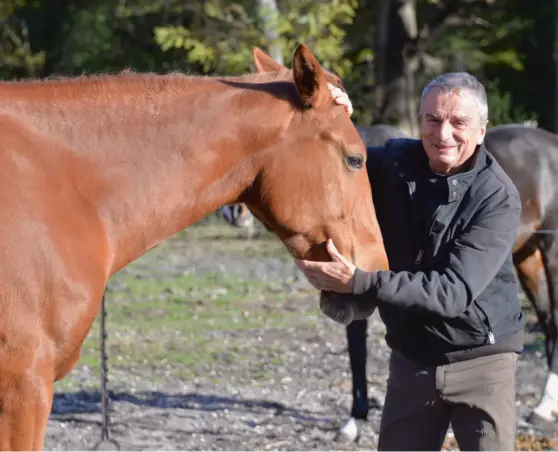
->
xmin=291 ymin=44 xmax=330 ymax=109
xmin=253 ymin=47 xmax=286 ymax=73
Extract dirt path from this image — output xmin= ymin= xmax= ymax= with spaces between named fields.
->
xmin=44 ymin=222 xmax=558 ymax=450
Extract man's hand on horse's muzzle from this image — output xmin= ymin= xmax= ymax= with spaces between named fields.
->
xmin=295 ymin=239 xmax=357 ymax=293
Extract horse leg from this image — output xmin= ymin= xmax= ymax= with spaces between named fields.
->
xmin=245 ymin=214 xmax=256 ymax=240
xmin=337 ymin=318 xmax=368 ymax=442
xmin=514 ymin=241 xmax=552 ymax=361
xmin=0 ymin=342 xmax=54 ymax=450
xmin=525 ymin=233 xmax=558 ymax=423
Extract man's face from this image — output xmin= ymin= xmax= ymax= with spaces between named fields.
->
xmin=420 ymin=86 xmax=486 ymax=175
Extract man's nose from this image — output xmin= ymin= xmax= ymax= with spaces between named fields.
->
xmin=438 ymin=121 xmax=453 ymax=141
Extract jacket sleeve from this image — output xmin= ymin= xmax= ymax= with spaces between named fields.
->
xmin=352 ymin=190 xmax=522 ymax=318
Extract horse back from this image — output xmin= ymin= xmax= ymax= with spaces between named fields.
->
xmin=356 ymin=124 xmax=409 ymax=147
xmin=485 ymin=125 xmax=558 ymax=242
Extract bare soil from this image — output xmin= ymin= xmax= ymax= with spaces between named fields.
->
xmin=45 ymin=222 xmax=558 ymax=451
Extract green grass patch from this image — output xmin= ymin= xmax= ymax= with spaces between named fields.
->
xmin=54 ymin=243 xmax=316 ymax=391
xmin=180 ymin=220 xmax=293 ymax=262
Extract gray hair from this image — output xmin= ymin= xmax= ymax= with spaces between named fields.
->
xmin=420 ymin=72 xmax=488 ymax=125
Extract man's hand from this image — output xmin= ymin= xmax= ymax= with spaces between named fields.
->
xmin=327 ymin=83 xmax=353 ymax=117
xmin=295 ymin=239 xmax=356 ymax=293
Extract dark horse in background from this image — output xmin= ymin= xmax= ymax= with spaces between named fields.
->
xmin=222 ymin=123 xmax=558 ymax=440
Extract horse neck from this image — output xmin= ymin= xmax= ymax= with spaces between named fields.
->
xmin=0 ymin=73 xmax=295 ymax=275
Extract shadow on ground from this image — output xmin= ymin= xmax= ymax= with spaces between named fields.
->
xmin=50 ymin=390 xmax=338 ymax=428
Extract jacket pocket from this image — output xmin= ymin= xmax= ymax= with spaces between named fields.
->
xmin=444 ymin=304 xmax=487 ymax=342
xmin=471 ymin=301 xmax=496 ymax=344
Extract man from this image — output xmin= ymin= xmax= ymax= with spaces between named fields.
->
xmin=298 ymin=73 xmax=524 ymax=450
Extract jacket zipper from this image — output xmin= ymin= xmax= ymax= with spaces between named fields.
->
xmin=414 ymin=199 xmax=496 ymax=346
xmin=415 ymin=205 xmax=442 ymax=266
xmin=472 ymin=303 xmax=496 ymax=344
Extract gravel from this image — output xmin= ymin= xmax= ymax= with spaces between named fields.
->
xmin=44 ymin=229 xmax=558 ymax=451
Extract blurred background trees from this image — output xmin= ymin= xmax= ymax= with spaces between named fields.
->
xmin=0 ymin=0 xmax=553 ymax=135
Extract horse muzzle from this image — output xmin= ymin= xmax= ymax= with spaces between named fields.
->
xmin=319 ymin=291 xmax=377 ymax=325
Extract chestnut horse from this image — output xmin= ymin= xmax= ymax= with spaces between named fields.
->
xmin=224 ymin=123 xmax=558 ymax=438
xmin=0 ymin=44 xmax=388 ymax=450
xmin=219 ymin=124 xmax=410 ymax=233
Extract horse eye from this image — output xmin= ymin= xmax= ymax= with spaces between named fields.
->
xmin=346 ymin=154 xmax=364 ymax=169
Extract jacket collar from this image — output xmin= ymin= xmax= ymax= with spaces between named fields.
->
xmin=384 ymin=138 xmax=488 ymax=204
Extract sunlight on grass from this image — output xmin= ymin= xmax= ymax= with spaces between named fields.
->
xmin=180 ymin=217 xmax=292 ymax=262
xmin=54 ymin=226 xmax=316 ymax=391
xmin=54 ymin=217 xmax=540 ymax=393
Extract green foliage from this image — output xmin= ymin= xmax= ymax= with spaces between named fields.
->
xmin=0 ymin=0 xmax=27 ymax=19
xmin=0 ymin=0 xmax=44 ymax=77
xmin=425 ymin=2 xmax=531 ymax=74
xmin=154 ymin=2 xmax=258 ymax=74
xmin=0 ymin=0 xmax=552 ymax=129
xmin=55 ymin=3 xmax=117 ymax=72
xmin=486 ymin=79 xmax=538 ymax=126
xmin=273 ymin=0 xmax=357 ymax=76
xmin=154 ymin=0 xmax=357 ymax=76
xmin=155 ymin=26 xmax=219 ymax=72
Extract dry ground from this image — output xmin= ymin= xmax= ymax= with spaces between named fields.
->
xmin=45 ymin=220 xmax=558 ymax=450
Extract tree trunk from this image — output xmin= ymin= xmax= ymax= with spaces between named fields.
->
xmin=375 ymin=0 xmax=419 ymax=137
xmin=554 ymin=0 xmax=558 ymax=132
xmin=374 ymin=0 xmax=390 ymax=112
xmin=257 ymin=0 xmax=283 ymax=65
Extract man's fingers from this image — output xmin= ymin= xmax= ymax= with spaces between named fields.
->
xmin=327 ymin=240 xmax=352 ymax=267
xmin=326 ymin=239 xmax=342 ymax=261
xmin=328 ymin=83 xmax=347 ymax=100
xmin=333 ymin=92 xmax=349 ymax=104
xmin=295 ymin=259 xmax=324 ymax=274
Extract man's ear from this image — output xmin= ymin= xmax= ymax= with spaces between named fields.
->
xmin=477 ymin=122 xmax=487 ymax=145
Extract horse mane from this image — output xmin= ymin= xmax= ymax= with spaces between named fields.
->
xmin=5 ymin=68 xmax=284 ymax=87
xmin=0 ymin=69 xmax=292 ymax=105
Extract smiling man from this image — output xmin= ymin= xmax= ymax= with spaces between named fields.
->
xmin=421 ymin=84 xmax=487 ymax=175
xmin=298 ymin=73 xmax=524 ymax=451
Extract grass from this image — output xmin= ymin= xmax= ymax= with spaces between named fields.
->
xmin=54 ymin=219 xmax=316 ymax=391
xmin=179 ymin=219 xmax=293 ymax=262
xmin=53 ymin=215 xmax=545 ymax=391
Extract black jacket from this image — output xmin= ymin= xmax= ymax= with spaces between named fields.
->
xmin=353 ymin=138 xmax=525 ymax=365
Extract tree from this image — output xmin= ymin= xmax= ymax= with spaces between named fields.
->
xmin=372 ymin=0 xmax=535 ymax=132
xmin=257 ymin=0 xmax=284 ymax=65
xmin=153 ymin=0 xmax=358 ymax=76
